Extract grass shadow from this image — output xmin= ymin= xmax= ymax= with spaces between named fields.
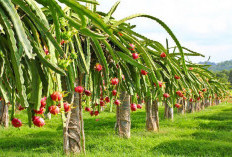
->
xmin=196 ymin=111 xmax=232 ymax=121
xmin=0 ymin=136 xmax=62 ymax=153
xmin=191 ymin=131 xmax=232 ymax=143
xmin=152 ymin=139 xmax=232 ymax=156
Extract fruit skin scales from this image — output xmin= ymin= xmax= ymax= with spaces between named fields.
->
xmin=154 ymin=81 xmax=163 ymax=88
xmin=64 ymin=102 xmax=71 ymax=112
xmin=160 ymin=52 xmax=166 ymax=58
xmin=84 ymin=90 xmax=91 ymax=96
xmin=163 ymin=93 xmax=170 ymax=98
xmin=137 ymin=104 xmax=142 ymax=109
xmin=114 ymin=100 xmax=121 ymax=106
xmin=112 ymin=90 xmax=117 ymax=96
xmin=40 ymin=97 xmax=47 ymax=107
xmin=129 ymin=43 xmax=135 ymax=51
xmin=175 ymin=103 xmax=181 ymax=108
xmin=11 ymin=118 xmax=22 ymax=128
xmin=51 ymin=92 xmax=62 ymax=101
xmin=49 ymin=105 xmax=60 ymax=115
xmin=105 ymin=96 xmax=110 ymax=103
xmin=141 ymin=70 xmax=148 ymax=75
xmin=95 ymin=63 xmax=103 ymax=71
xmin=174 ymin=75 xmax=180 ymax=79
xmin=33 ymin=116 xmax=45 ymax=127
xmin=132 ymin=53 xmax=139 ymax=59
xmin=131 ymin=104 xmax=137 ymax=111
xmin=34 ymin=107 xmax=45 ymax=114
xmin=85 ymin=107 xmax=90 ymax=112
xmin=176 ymin=91 xmax=183 ymax=97
xmin=111 ymin=78 xmax=119 ymax=85
xmin=18 ymin=105 xmax=25 ymax=111
xmin=75 ymin=86 xmax=84 ymax=93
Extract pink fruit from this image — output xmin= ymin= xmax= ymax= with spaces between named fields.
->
xmin=74 ymin=86 xmax=84 ymax=93
xmin=118 ymin=32 xmax=123 ymax=36
xmin=90 ymin=111 xmax=94 ymax=116
xmin=84 ymin=90 xmax=91 ymax=96
xmin=160 ymin=52 xmax=166 ymax=58
xmin=175 ymin=75 xmax=180 ymax=79
xmin=95 ymin=63 xmax=103 ymax=71
xmin=44 ymin=47 xmax=49 ymax=55
xmin=175 ymin=103 xmax=181 ymax=108
xmin=94 ymin=111 xmax=99 ymax=116
xmin=50 ymin=92 xmax=63 ymax=101
xmin=141 ymin=70 xmax=148 ymax=75
xmin=112 ymin=90 xmax=117 ymax=96
xmin=111 ymin=78 xmax=119 ymax=85
xmin=176 ymin=91 xmax=183 ymax=97
xmin=49 ymin=105 xmax=60 ymax=115
xmin=100 ymin=100 xmax=105 ymax=107
xmin=64 ymin=102 xmax=71 ymax=112
xmin=18 ymin=105 xmax=25 ymax=111
xmin=33 ymin=116 xmax=45 ymax=127
xmin=129 ymin=43 xmax=135 ymax=51
xmin=189 ymin=67 xmax=194 ymax=70
xmin=154 ymin=81 xmax=163 ymax=88
xmin=131 ymin=103 xmax=137 ymax=111
xmin=202 ymin=88 xmax=207 ymax=92
xmin=34 ymin=107 xmax=45 ymax=114
xmin=114 ymin=100 xmax=121 ymax=106
xmin=163 ymin=93 xmax=170 ymax=98
xmin=11 ymin=118 xmax=22 ymax=128
xmin=132 ymin=53 xmax=139 ymax=59
xmin=190 ymin=98 xmax=193 ymax=102
xmin=105 ymin=96 xmax=110 ymax=103
xmin=60 ymin=39 xmax=65 ymax=45
xmin=40 ymin=97 xmax=47 ymax=108
xmin=85 ymin=107 xmax=91 ymax=112
xmin=137 ymin=104 xmax=142 ymax=109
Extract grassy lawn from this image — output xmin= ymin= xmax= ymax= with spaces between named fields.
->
xmin=0 ymin=102 xmax=232 ymax=157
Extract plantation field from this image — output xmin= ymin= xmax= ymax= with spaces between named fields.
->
xmin=0 ymin=102 xmax=232 ymax=157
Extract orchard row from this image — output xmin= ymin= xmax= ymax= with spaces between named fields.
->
xmin=0 ymin=0 xmax=228 ymax=155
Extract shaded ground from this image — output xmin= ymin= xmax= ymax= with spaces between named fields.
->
xmin=0 ymin=102 xmax=231 ymax=157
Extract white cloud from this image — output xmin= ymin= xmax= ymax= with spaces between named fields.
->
xmin=182 ymin=42 xmax=232 ymax=63
xmin=97 ymin=0 xmax=232 ymax=63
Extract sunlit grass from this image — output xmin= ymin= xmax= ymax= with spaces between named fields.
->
xmin=0 ymin=102 xmax=232 ymax=156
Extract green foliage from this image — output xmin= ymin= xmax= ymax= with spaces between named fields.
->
xmin=215 ymin=70 xmax=229 ymax=83
xmin=0 ymin=102 xmax=232 ymax=156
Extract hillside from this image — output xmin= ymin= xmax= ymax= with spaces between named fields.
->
xmin=200 ymin=60 xmax=232 ymax=71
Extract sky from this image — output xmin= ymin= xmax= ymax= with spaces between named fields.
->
xmin=94 ymin=0 xmax=232 ymax=63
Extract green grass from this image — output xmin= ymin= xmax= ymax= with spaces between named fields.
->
xmin=0 ymin=102 xmax=232 ymax=157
